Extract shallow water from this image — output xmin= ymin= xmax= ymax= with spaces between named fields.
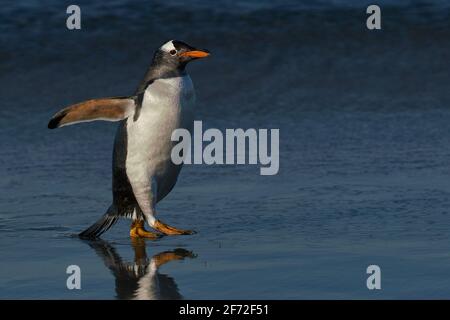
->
xmin=2 ymin=0 xmax=450 ymax=299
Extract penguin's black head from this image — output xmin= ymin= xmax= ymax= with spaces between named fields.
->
xmin=153 ymin=40 xmax=210 ymax=71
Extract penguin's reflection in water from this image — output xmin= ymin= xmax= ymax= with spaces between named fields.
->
xmin=86 ymin=239 xmax=196 ymax=300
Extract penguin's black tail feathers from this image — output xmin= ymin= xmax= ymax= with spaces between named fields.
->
xmin=79 ymin=206 xmax=119 ymax=239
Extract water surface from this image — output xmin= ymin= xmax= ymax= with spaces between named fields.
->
xmin=1 ymin=0 xmax=450 ymax=299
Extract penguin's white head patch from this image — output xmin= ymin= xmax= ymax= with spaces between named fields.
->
xmin=160 ymin=40 xmax=177 ymax=55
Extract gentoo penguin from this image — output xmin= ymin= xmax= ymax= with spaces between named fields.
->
xmin=48 ymin=40 xmax=210 ymax=239
xmin=86 ymin=239 xmax=195 ymax=299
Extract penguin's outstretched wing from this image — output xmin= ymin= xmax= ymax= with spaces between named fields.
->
xmin=48 ymin=96 xmax=136 ymax=129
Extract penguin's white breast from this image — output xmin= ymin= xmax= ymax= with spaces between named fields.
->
xmin=125 ymin=75 xmax=195 ymax=179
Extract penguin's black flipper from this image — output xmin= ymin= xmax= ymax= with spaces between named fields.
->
xmin=79 ymin=206 xmax=119 ymax=239
xmin=48 ymin=96 xmax=136 ymax=129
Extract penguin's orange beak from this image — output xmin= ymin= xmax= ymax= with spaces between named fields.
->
xmin=180 ymin=50 xmax=210 ymax=58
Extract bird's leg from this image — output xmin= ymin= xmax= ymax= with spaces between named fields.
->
xmin=152 ymin=219 xmax=196 ymax=235
xmin=128 ymin=178 xmax=194 ymax=236
xmin=130 ymin=220 xmax=161 ymax=239
xmin=130 ymin=238 xmax=148 ymax=264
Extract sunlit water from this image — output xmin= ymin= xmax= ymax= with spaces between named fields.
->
xmin=1 ymin=0 xmax=450 ymax=299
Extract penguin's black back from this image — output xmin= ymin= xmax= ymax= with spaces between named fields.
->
xmin=112 ymin=120 xmax=140 ymax=219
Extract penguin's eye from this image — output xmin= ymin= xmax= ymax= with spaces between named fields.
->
xmin=170 ymin=49 xmax=177 ymax=56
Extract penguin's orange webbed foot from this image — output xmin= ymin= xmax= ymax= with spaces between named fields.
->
xmin=130 ymin=220 xmax=161 ymax=239
xmin=153 ymin=220 xmax=196 ymax=236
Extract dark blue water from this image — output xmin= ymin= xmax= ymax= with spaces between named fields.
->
xmin=1 ymin=0 xmax=450 ymax=299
